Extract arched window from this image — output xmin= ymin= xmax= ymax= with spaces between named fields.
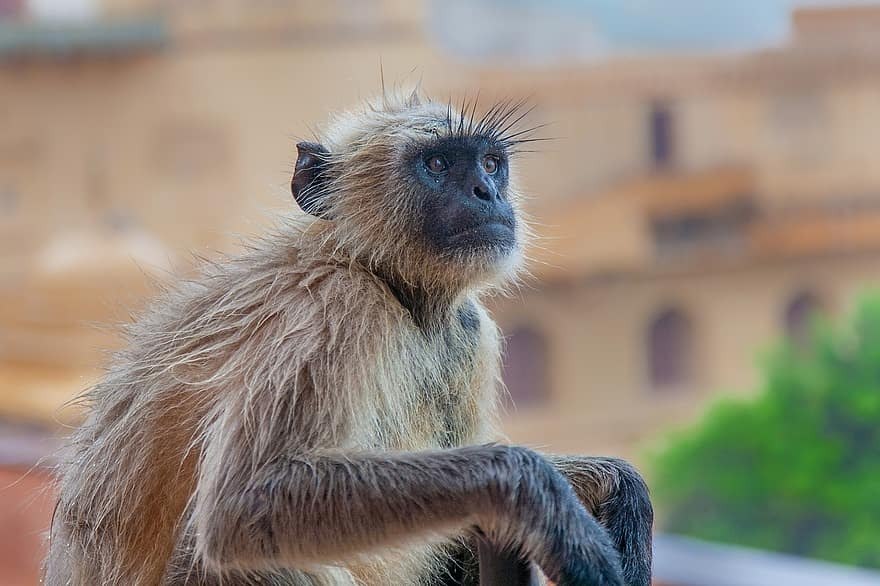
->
xmin=783 ymin=291 xmax=823 ymax=346
xmin=647 ymin=307 xmax=693 ymax=389
xmin=502 ymin=326 xmax=549 ymax=408
xmin=649 ymin=100 xmax=675 ymax=168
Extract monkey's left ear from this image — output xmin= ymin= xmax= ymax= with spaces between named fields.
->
xmin=292 ymin=141 xmax=332 ymax=218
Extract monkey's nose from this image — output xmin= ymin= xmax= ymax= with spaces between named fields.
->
xmin=471 ymin=178 xmax=497 ymax=202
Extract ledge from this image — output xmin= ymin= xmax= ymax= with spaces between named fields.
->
xmin=0 ymin=17 xmax=167 ymax=59
xmin=654 ymin=533 xmax=880 ymax=586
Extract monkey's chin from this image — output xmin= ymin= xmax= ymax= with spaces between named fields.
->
xmin=455 ymin=243 xmax=523 ymax=287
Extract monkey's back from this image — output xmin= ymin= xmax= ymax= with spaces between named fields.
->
xmin=46 ymin=227 xmax=502 ymax=585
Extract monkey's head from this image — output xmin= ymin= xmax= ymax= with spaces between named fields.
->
xmin=291 ymin=91 xmax=534 ymax=299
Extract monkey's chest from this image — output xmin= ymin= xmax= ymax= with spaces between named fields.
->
xmin=422 ymin=344 xmax=482 ymax=448
xmin=375 ymin=310 xmax=490 ymax=450
xmin=412 ymin=339 xmax=481 ymax=448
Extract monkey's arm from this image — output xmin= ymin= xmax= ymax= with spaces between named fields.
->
xmin=549 ymin=456 xmax=653 ymax=586
xmin=192 ymin=439 xmax=624 ymax=585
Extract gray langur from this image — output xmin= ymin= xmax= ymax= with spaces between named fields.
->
xmin=45 ymin=90 xmax=653 ymax=586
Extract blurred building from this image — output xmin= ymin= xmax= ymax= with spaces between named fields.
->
xmin=492 ymin=7 xmax=880 ymax=453
xmin=4 ymin=0 xmax=880 ymax=441
xmin=3 ymin=1 xmax=880 ymax=582
xmin=489 ymin=4 xmax=880 ymax=455
xmin=4 ymin=0 xmax=880 ymax=453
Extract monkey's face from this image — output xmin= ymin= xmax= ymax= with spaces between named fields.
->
xmin=292 ymin=95 xmax=531 ymax=291
xmin=407 ymin=135 xmax=517 ymax=264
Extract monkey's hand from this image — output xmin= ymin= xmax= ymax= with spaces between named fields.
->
xmin=549 ymin=456 xmax=653 ymax=586
xmin=481 ymin=447 xmax=625 ymax=586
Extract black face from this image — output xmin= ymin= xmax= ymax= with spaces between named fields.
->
xmin=409 ymin=136 xmax=517 ymax=259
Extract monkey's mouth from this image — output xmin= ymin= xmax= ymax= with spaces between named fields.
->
xmin=447 ymin=219 xmax=517 ymax=252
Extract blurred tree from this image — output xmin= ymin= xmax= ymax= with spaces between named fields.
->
xmin=651 ymin=292 xmax=880 ymax=569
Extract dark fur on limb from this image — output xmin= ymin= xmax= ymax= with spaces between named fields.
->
xmin=477 ymin=538 xmax=542 ymax=586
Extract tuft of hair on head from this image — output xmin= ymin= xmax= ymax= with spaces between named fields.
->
xmin=443 ymin=93 xmax=551 ymax=155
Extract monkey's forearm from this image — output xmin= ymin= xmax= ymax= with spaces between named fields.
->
xmin=198 ymin=445 xmax=509 ymax=565
xmin=549 ymin=456 xmax=653 ymax=586
xmin=195 ymin=445 xmax=623 ymax=585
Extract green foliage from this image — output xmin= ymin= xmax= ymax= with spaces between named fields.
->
xmin=651 ymin=292 xmax=880 ymax=568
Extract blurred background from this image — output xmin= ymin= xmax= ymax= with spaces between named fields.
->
xmin=3 ymin=0 xmax=880 ymax=584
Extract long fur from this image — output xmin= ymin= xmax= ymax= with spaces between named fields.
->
xmin=45 ymin=92 xmax=513 ymax=586
xmin=45 ymin=91 xmax=651 ymax=586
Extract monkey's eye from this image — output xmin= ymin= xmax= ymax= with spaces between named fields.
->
xmin=425 ymin=154 xmax=449 ymax=174
xmin=482 ymin=155 xmax=500 ymax=175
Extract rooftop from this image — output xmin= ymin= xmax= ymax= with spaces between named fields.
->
xmin=0 ymin=16 xmax=166 ymax=59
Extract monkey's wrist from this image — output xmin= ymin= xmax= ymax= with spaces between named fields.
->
xmin=476 ymin=446 xmax=557 ymax=532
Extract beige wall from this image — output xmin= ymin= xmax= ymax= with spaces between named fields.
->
xmin=0 ymin=47 xmax=453 ymax=253
xmin=495 ymin=252 xmax=880 ymax=462
xmin=677 ymin=84 xmax=880 ymax=205
xmin=500 ymin=50 xmax=880 ymax=204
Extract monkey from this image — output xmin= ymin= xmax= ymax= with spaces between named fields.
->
xmin=45 ymin=90 xmax=652 ymax=586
